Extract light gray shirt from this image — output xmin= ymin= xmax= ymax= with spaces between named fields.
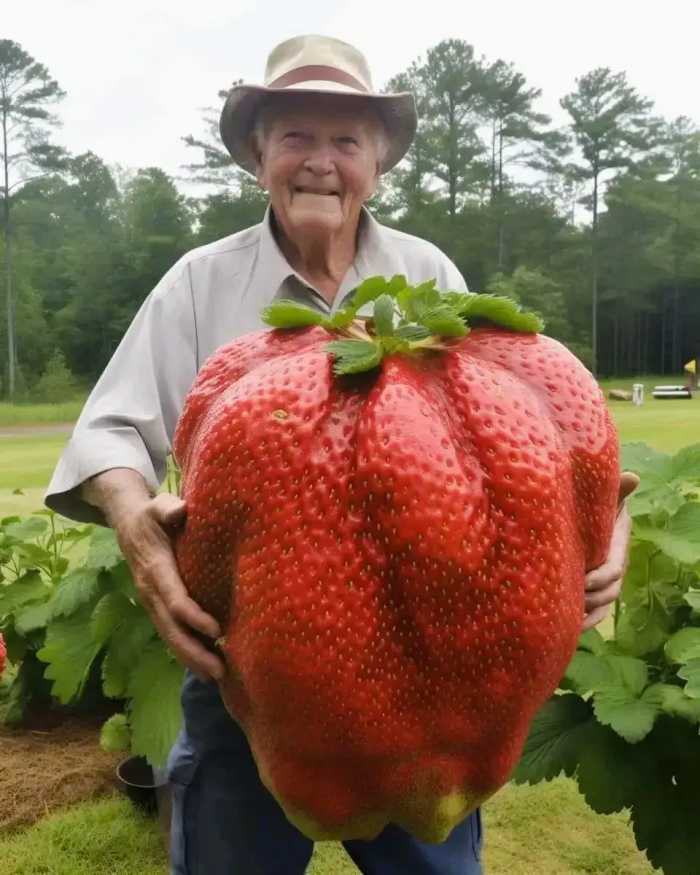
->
xmin=44 ymin=205 xmax=467 ymax=525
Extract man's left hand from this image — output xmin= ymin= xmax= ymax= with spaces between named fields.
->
xmin=582 ymin=471 xmax=640 ymax=630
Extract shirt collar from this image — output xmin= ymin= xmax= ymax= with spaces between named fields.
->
xmin=254 ymin=203 xmax=390 ymax=310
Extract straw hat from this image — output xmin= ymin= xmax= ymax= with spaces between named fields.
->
xmin=219 ymin=34 xmax=417 ymax=175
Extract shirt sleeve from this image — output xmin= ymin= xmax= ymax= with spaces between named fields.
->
xmin=44 ymin=261 xmax=198 ymax=526
xmin=435 ymin=250 xmax=469 ymax=293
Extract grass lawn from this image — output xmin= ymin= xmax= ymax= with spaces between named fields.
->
xmin=0 ymin=780 xmax=658 ymax=875
xmin=0 ymin=397 xmax=86 ymax=426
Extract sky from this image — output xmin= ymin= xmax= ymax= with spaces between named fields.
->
xmin=5 ymin=0 xmax=699 ymax=188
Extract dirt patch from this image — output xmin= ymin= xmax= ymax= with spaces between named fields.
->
xmin=0 ymin=709 xmax=122 ymax=833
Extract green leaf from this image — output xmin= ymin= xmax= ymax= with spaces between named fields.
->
xmin=3 ymin=518 xmax=49 ymax=541
xmin=325 ymin=339 xmax=383 ymax=375
xmin=372 ymin=294 xmax=396 ymax=336
xmin=622 ymin=442 xmax=700 ymax=518
xmin=48 ymin=567 xmax=103 ymax=619
xmin=643 ymin=683 xmax=700 ymax=723
xmin=665 ymin=627 xmax=700 ymax=664
xmin=629 ymin=719 xmax=700 ymax=875
xmin=678 ymin=658 xmax=700 ymax=698
xmin=577 ymin=627 xmax=608 ymax=655
xmin=454 ymin=293 xmax=543 ymax=333
xmin=100 ymin=713 xmax=131 ymax=752
xmin=634 ymin=503 xmax=700 ymax=565
xmin=575 ymin=721 xmax=647 ymax=814
xmin=684 ymin=591 xmax=700 ymax=612
xmin=91 ymin=592 xmax=133 ymax=645
xmin=0 ymin=571 xmax=50 ymax=617
xmin=127 ymin=641 xmax=184 ymax=766
xmin=563 ymin=651 xmax=615 ymax=694
xmin=37 ymin=605 xmax=103 ymax=703
xmin=591 ymin=682 xmax=661 ymax=743
xmin=14 ymin=542 xmax=53 ymax=568
xmin=394 ymin=324 xmax=432 ymax=342
xmin=420 ymin=305 xmax=468 ymax=337
xmin=102 ymin=606 xmax=156 ymax=698
xmin=512 ymin=694 xmax=596 ymax=784
xmin=110 ymin=560 xmax=139 ymax=601
xmin=352 ymin=275 xmax=407 ymax=311
xmin=14 ymin=600 xmax=53 ymax=635
xmin=261 ymin=298 xmax=327 ymax=328
xmin=616 ymin=604 xmax=671 ymax=658
xmin=86 ymin=527 xmax=125 ymax=570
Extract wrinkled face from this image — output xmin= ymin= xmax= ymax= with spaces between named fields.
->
xmin=254 ymin=95 xmax=383 ymax=242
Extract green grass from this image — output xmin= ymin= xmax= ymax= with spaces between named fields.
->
xmin=0 ymin=797 xmax=166 ymax=875
xmin=0 ymin=781 xmax=657 ymax=875
xmin=0 ymin=397 xmax=86 ymax=426
xmin=0 ymin=433 xmax=71 ymax=521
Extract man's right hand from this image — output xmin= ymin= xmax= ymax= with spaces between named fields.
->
xmin=83 ymin=470 xmax=224 ymax=683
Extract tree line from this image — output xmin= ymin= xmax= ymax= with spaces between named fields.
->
xmin=2 ymin=37 xmax=700 ymax=399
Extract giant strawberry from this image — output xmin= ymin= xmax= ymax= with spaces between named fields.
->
xmin=173 ymin=278 xmax=619 ymax=843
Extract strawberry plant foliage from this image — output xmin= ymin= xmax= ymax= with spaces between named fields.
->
xmin=0 ymin=506 xmax=183 ymax=767
xmin=516 ymin=441 xmax=700 ymax=875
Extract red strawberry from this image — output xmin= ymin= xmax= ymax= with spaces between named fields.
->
xmin=0 ymin=633 xmax=6 ymax=679
xmin=173 ymin=283 xmax=619 ymax=842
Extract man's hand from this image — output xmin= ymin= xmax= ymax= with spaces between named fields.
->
xmin=83 ymin=469 xmax=224 ymax=682
xmin=582 ymin=471 xmax=640 ymax=630
xmin=114 ymin=493 xmax=225 ymax=683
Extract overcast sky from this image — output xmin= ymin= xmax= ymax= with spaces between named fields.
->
xmin=5 ymin=0 xmax=699 ymax=187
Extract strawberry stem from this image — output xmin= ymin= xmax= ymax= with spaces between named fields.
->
xmin=261 ymin=276 xmax=543 ymax=376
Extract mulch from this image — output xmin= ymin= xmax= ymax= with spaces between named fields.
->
xmin=0 ymin=706 xmax=123 ymax=833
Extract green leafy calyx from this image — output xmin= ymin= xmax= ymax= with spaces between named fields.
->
xmin=261 ymin=275 xmax=543 ymax=375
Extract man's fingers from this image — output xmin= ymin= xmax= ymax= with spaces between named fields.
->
xmin=618 ymin=471 xmax=640 ymax=505
xmin=148 ymin=592 xmax=225 ymax=680
xmin=139 ymin=558 xmax=221 ymax=640
xmin=168 ymin=594 xmax=222 ymax=641
xmin=149 ymin=493 xmax=187 ymax=527
xmin=586 ymin=562 xmax=625 ymax=592
xmin=585 ymin=579 xmax=623 ymax=610
xmin=582 ymin=603 xmax=610 ymax=630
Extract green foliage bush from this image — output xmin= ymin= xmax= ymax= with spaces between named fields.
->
xmin=0 ymin=511 xmax=182 ymax=766
xmin=515 ymin=441 xmax=700 ymax=875
xmin=30 ymin=349 xmax=77 ymax=403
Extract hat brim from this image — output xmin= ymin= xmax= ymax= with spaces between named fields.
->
xmin=219 ymin=83 xmax=417 ymax=175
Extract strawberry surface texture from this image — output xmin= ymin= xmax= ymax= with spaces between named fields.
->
xmin=173 ymin=290 xmax=619 ymax=843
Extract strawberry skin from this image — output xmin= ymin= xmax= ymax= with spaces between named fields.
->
xmin=173 ymin=325 xmax=619 ymax=842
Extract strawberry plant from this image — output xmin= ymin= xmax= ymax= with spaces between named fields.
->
xmin=514 ymin=441 xmax=700 ymax=875
xmin=0 ymin=511 xmax=183 ymax=766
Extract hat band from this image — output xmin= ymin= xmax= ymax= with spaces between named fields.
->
xmin=268 ymin=65 xmax=369 ymax=93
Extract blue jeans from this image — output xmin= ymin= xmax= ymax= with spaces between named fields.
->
xmin=167 ymin=671 xmax=483 ymax=874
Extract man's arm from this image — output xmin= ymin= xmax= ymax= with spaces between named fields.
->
xmin=82 ymin=468 xmax=224 ymax=681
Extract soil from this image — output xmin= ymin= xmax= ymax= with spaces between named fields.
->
xmin=0 ymin=705 xmax=123 ymax=833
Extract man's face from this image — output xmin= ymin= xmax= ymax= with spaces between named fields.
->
xmin=255 ymin=96 xmax=382 ymax=242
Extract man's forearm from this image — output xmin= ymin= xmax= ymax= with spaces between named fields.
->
xmin=81 ymin=468 xmax=154 ymax=528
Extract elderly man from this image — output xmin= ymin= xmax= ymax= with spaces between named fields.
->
xmin=45 ymin=34 xmax=634 ymax=875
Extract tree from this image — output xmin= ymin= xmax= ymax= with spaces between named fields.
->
xmin=481 ymin=59 xmax=567 ymax=269
xmin=0 ymin=39 xmax=66 ymax=397
xmin=416 ymin=40 xmax=490 ymax=219
xmin=561 ymin=68 xmax=658 ymax=374
xmin=181 ymin=82 xmax=241 ymax=189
